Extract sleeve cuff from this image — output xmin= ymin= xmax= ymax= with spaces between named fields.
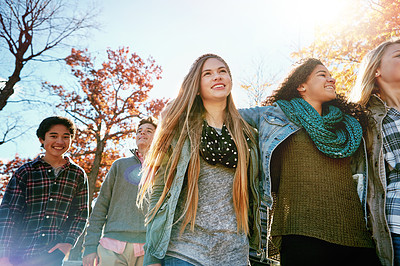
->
xmin=64 ymin=236 xmax=78 ymax=246
xmin=82 ymin=245 xmax=98 ymax=257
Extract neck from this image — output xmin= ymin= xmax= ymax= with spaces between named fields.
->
xmin=303 ymin=99 xmax=322 ymax=115
xmin=379 ymin=84 xmax=400 ymax=110
xmin=203 ymin=100 xmax=226 ymax=128
xmin=43 ymin=154 xmax=66 ymax=168
xmin=137 ymin=146 xmax=148 ymax=157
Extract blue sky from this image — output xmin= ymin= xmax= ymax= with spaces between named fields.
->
xmin=0 ymin=0 xmax=348 ymax=161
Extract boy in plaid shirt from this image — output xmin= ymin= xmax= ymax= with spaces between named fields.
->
xmin=0 ymin=116 xmax=89 ymax=266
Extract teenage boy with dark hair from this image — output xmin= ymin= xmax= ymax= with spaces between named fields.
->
xmin=82 ymin=117 xmax=157 ymax=266
xmin=0 ymin=116 xmax=89 ymax=266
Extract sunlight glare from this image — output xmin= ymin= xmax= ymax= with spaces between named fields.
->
xmin=280 ymin=0 xmax=349 ymax=36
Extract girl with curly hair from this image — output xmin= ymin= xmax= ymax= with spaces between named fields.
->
xmin=240 ymin=58 xmax=380 ymax=265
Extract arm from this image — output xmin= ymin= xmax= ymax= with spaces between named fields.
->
xmin=63 ymin=169 xmax=89 ymax=247
xmin=48 ymin=243 xmax=72 ymax=255
xmin=239 ymin=107 xmax=262 ymax=129
xmin=143 ymin=153 xmax=170 ymax=266
xmin=0 ymin=168 xmax=26 ymax=259
xmin=82 ymin=164 xmax=117 ymax=256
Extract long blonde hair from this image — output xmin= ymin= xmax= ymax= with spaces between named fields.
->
xmin=349 ymin=39 xmax=400 ymax=106
xmin=138 ymin=54 xmax=255 ymax=234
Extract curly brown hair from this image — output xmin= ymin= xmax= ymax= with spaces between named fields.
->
xmin=262 ymin=58 xmax=369 ymax=131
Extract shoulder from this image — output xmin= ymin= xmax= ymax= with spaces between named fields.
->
xmin=367 ymin=95 xmax=386 ymax=114
xmin=65 ymin=157 xmax=87 ymax=178
xmin=259 ymin=104 xmax=292 ymax=125
xmin=109 ymin=156 xmax=141 ymax=172
xmin=14 ymin=157 xmax=41 ymax=176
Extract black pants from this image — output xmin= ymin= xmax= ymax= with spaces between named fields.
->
xmin=280 ymin=235 xmax=381 ymax=266
xmin=10 ymin=249 xmax=65 ymax=266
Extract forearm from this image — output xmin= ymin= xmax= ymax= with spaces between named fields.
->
xmin=65 ymin=179 xmax=89 ymax=245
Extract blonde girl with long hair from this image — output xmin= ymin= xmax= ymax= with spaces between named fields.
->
xmin=349 ymin=38 xmax=400 ymax=266
xmin=138 ymin=54 xmax=262 ymax=266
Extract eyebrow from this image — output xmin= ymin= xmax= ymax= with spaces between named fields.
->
xmin=316 ymin=70 xmax=328 ymax=74
xmin=48 ymin=132 xmax=71 ymax=135
xmin=201 ymin=66 xmax=226 ymax=73
xmin=392 ymin=49 xmax=400 ymax=54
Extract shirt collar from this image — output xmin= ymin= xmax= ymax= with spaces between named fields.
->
xmin=32 ymin=154 xmax=72 ymax=168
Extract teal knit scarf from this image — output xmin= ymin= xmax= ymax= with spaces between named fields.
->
xmin=276 ymin=98 xmax=362 ymax=158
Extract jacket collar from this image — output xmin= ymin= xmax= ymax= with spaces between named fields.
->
xmin=368 ymin=94 xmax=389 ymax=119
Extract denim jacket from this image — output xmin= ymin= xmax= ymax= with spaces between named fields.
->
xmin=239 ymin=104 xmax=369 ymax=221
xmin=143 ymin=136 xmax=262 ymax=265
xmin=365 ymin=95 xmax=394 ymax=266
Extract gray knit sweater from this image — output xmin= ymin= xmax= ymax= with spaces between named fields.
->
xmin=83 ymin=151 xmax=147 ymax=256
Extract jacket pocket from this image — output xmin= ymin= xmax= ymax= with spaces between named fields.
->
xmin=147 ymin=201 xmax=169 ymax=254
xmin=262 ymin=112 xmax=288 ymax=127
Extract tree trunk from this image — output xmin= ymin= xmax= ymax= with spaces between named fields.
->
xmin=0 ymin=60 xmax=23 ymax=111
xmin=68 ymin=137 xmax=105 ymax=261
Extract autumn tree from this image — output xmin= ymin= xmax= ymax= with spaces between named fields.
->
xmin=44 ymin=47 xmax=166 ymax=205
xmin=0 ymin=155 xmax=31 ymax=199
xmin=0 ymin=0 xmax=97 ymax=111
xmin=292 ymin=0 xmax=400 ymax=94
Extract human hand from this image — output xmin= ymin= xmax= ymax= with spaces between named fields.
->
xmin=0 ymin=257 xmax=13 ymax=266
xmin=48 ymin=243 xmax=72 ymax=255
xmin=83 ymin=252 xmax=99 ymax=266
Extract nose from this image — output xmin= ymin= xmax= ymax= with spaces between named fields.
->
xmin=213 ymin=72 xmax=222 ymax=81
xmin=328 ymin=76 xmax=336 ymax=84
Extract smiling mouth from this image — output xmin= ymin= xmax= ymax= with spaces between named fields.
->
xmin=212 ymin=84 xmax=225 ymax=89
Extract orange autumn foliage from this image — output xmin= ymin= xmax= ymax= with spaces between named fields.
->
xmin=0 ymin=155 xmax=32 ymax=198
xmin=292 ymin=0 xmax=400 ymax=95
xmin=42 ymin=47 xmax=168 ymax=203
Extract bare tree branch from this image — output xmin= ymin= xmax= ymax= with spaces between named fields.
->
xmin=0 ymin=0 xmax=99 ymax=111
xmin=0 ymin=117 xmax=34 ymax=145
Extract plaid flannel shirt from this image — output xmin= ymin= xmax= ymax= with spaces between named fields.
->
xmin=0 ymin=156 xmax=89 ymax=260
xmin=382 ymin=107 xmax=400 ymax=234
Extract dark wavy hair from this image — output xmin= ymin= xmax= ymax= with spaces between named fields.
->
xmin=262 ymin=58 xmax=369 ymax=131
xmin=36 ymin=116 xmax=76 ymax=140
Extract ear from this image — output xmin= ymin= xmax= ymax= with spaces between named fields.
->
xmin=39 ymin=137 xmax=44 ymax=144
xmin=375 ymin=69 xmax=381 ymax=77
xmin=297 ymin=85 xmax=306 ymax=94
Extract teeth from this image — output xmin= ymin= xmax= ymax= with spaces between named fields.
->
xmin=213 ymin=85 xmax=224 ymax=88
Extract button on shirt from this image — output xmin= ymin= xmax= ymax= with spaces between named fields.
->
xmin=382 ymin=108 xmax=400 ymax=234
xmin=0 ymin=156 xmax=89 ymax=260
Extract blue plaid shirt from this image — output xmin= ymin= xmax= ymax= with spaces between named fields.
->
xmin=0 ymin=156 xmax=89 ymax=260
xmin=382 ymin=107 xmax=400 ymax=234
